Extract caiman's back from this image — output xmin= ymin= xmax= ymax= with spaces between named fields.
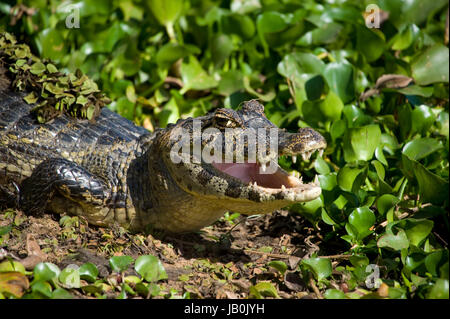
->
xmin=0 ymin=90 xmax=150 ymax=186
xmin=0 ymin=89 xmax=157 ymax=233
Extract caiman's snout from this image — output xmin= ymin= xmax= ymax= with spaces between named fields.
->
xmin=278 ymin=127 xmax=327 ymax=162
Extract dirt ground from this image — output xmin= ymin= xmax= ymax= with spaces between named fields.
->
xmin=0 ymin=208 xmax=347 ymax=299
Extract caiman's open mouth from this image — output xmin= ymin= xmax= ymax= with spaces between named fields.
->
xmin=211 ymin=148 xmax=325 ymax=196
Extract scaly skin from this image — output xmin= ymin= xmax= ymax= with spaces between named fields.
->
xmin=0 ymin=88 xmax=326 ymax=233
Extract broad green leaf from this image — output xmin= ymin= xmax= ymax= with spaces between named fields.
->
xmin=390 ymin=24 xmax=419 ymax=50
xmin=427 ymin=279 xmax=449 ymax=299
xmin=211 ymin=34 xmax=233 ymax=67
xmin=180 ymin=57 xmax=218 ymax=93
xmin=343 ymin=125 xmax=381 ymax=162
xmin=218 ymin=70 xmax=244 ymax=96
xmin=318 ymin=91 xmax=343 ymax=120
xmin=155 ymin=43 xmax=200 ymax=69
xmin=376 ymin=194 xmax=399 ymax=216
xmin=109 ymin=255 xmax=134 ymax=273
xmin=256 ymin=11 xmax=290 ymax=56
xmin=314 ymin=157 xmax=330 ymax=175
xmin=402 ymin=138 xmax=443 ymax=161
xmin=31 ymin=280 xmax=53 ymax=298
xmin=134 ymin=255 xmax=168 ymax=282
xmin=324 ymin=289 xmax=347 ymax=299
xmin=36 ymin=29 xmax=67 ymax=61
xmin=377 ymin=228 xmax=410 ymax=251
xmin=249 ymin=282 xmax=279 ymax=298
xmin=401 ymin=154 xmax=448 ymax=204
xmin=0 ymin=260 xmax=26 ymax=274
xmin=51 ymin=287 xmax=73 ymax=299
xmin=147 ymin=0 xmax=183 ymax=27
xmin=59 ymin=265 xmax=80 ymax=288
xmin=403 ymin=219 xmax=434 ymax=247
xmin=337 ymin=165 xmax=367 ymax=193
xmin=302 ymin=257 xmax=332 ymax=281
xmin=425 ymin=250 xmax=448 ymax=277
xmin=347 ymin=207 xmax=376 ymax=240
xmin=267 ymin=261 xmax=288 ymax=275
xmin=79 ymin=262 xmax=99 ymax=283
xmin=412 ymin=45 xmax=449 ymax=85
xmin=297 ymin=22 xmax=343 ymax=46
xmin=356 ymin=27 xmax=385 ymax=62
xmin=33 ymin=263 xmax=61 ymax=282
xmin=323 ymin=62 xmax=355 ymax=104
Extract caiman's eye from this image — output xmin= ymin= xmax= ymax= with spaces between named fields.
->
xmin=213 ymin=109 xmax=243 ymax=129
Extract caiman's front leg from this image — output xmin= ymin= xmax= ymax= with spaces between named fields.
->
xmin=19 ymin=158 xmax=111 ymax=215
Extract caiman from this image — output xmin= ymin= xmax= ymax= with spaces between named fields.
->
xmin=0 ymin=80 xmax=326 ymax=233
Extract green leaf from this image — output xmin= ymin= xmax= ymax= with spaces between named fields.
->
xmin=403 ymin=219 xmax=434 ymax=247
xmin=390 ymin=24 xmax=419 ymax=50
xmin=412 ymin=45 xmax=449 ymax=85
xmin=46 ymin=63 xmax=58 ymax=73
xmin=297 ymin=22 xmax=343 ymax=46
xmin=59 ymin=265 xmax=80 ymax=288
xmin=402 ymin=138 xmax=443 ymax=161
xmin=109 ymin=256 xmax=134 ymax=273
xmin=318 ymin=91 xmax=343 ymax=120
xmin=147 ymin=0 xmax=183 ymax=27
xmin=0 ymin=260 xmax=26 ymax=275
xmin=376 ymin=194 xmax=399 ymax=216
xmin=79 ymin=262 xmax=98 ymax=283
xmin=134 ymin=255 xmax=168 ymax=282
xmin=343 ymin=125 xmax=381 ymax=162
xmin=211 ymin=34 xmax=233 ymax=67
xmin=337 ymin=165 xmax=367 ymax=193
xmin=30 ymin=62 xmax=46 ymax=75
xmin=427 ymin=279 xmax=449 ymax=299
xmin=323 ymin=62 xmax=355 ymax=104
xmin=347 ymin=207 xmax=376 ymax=240
xmin=356 ymin=27 xmax=385 ymax=62
xmin=267 ymin=261 xmax=288 ymax=275
xmin=401 ymin=154 xmax=448 ymax=204
xmin=180 ymin=57 xmax=218 ymax=93
xmin=249 ymin=282 xmax=279 ymax=298
xmin=324 ymin=289 xmax=347 ymax=299
xmin=33 ymin=263 xmax=61 ymax=282
xmin=36 ymin=29 xmax=67 ymax=61
xmin=377 ymin=228 xmax=410 ymax=251
xmin=31 ymin=280 xmax=53 ymax=298
xmin=257 ymin=11 xmax=290 ymax=56
xmin=302 ymin=257 xmax=332 ymax=281
xmin=51 ymin=287 xmax=73 ymax=299
xmin=155 ymin=43 xmax=200 ymax=69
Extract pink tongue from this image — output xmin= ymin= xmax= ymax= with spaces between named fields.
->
xmin=212 ymin=162 xmax=259 ymax=184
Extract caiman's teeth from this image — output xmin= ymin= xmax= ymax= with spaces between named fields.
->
xmin=291 ymin=171 xmax=300 ymax=179
xmin=314 ymin=175 xmax=319 ymax=186
xmin=261 ymin=163 xmax=266 ymax=172
xmin=292 ymin=155 xmax=297 ymax=164
xmin=319 ymin=149 xmax=324 ymax=157
xmin=254 ymin=181 xmax=258 ymax=187
xmin=301 ymin=153 xmax=308 ymax=161
xmin=281 ymin=185 xmax=286 ymax=191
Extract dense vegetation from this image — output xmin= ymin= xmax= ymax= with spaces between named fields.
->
xmin=0 ymin=0 xmax=448 ymax=299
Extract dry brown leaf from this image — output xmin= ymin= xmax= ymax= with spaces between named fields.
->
xmin=375 ymin=74 xmax=414 ymax=89
xmin=0 ymin=272 xmax=30 ymax=298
